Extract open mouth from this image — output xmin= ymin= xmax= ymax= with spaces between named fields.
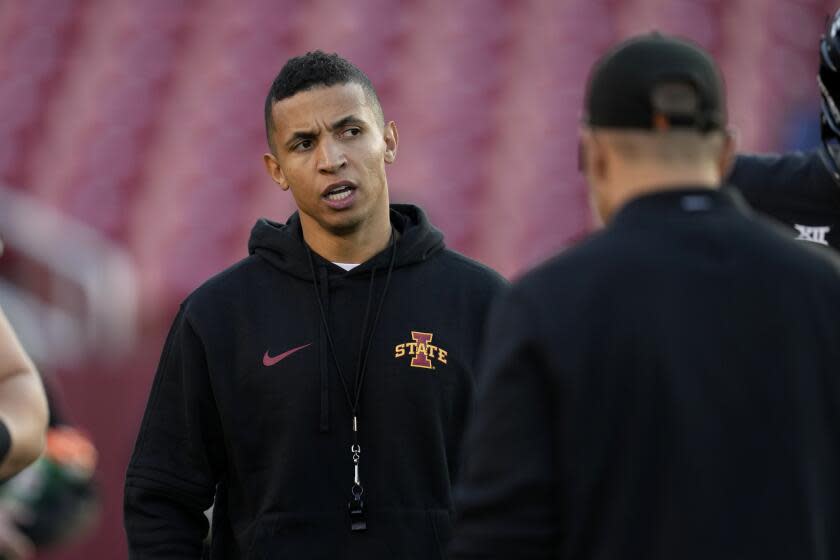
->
xmin=323 ymin=183 xmax=356 ymax=202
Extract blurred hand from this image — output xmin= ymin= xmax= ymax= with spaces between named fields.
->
xmin=0 ymin=504 xmax=34 ymax=560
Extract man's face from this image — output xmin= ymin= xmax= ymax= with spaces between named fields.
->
xmin=264 ymin=83 xmax=397 ymax=237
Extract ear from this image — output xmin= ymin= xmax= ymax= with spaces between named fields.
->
xmin=383 ymin=121 xmax=398 ymax=164
xmin=717 ymin=127 xmax=737 ymax=181
xmin=580 ymin=130 xmax=608 ymax=184
xmin=263 ymin=152 xmax=290 ymax=191
xmin=580 ymin=129 xmax=612 ymax=225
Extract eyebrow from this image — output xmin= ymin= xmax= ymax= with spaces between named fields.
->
xmin=330 ymin=115 xmax=365 ymax=130
xmin=284 ymin=115 xmax=366 ymax=148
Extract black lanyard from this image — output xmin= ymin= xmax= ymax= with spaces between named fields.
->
xmin=304 ymin=230 xmax=397 ymax=531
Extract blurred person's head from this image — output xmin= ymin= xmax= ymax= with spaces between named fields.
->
xmin=579 ymin=33 xmax=734 ymax=224
xmin=818 ymin=8 xmax=840 ymax=180
xmin=262 ymin=51 xmax=397 ymax=252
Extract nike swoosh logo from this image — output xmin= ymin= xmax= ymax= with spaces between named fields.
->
xmin=263 ymin=343 xmax=312 ymax=367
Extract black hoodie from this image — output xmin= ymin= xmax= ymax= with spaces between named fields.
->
xmin=727 ymin=150 xmax=840 ymax=251
xmin=124 ymin=204 xmax=507 ymax=559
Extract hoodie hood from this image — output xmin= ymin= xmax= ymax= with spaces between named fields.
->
xmin=248 ymin=204 xmax=445 ymax=279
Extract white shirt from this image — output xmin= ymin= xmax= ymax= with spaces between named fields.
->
xmin=332 ymin=262 xmax=359 ymax=271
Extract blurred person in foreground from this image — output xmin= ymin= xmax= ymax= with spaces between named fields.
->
xmin=450 ymin=33 xmax=840 ymax=559
xmin=728 ymin=8 xmax=840 ymax=251
xmin=0 ymin=306 xmax=46 ymax=481
xmin=0 ymin=305 xmax=48 ymax=560
xmin=0 ymin=382 xmax=99 ymax=560
xmin=0 ymin=244 xmax=99 ymax=560
xmin=124 ymin=51 xmax=506 ymax=558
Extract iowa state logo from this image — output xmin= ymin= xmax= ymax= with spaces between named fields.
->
xmin=394 ymin=331 xmax=448 ymax=369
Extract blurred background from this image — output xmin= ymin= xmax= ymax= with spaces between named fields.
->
xmin=0 ymin=0 xmax=832 ymax=556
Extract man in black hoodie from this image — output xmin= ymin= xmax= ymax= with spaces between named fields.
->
xmin=728 ymin=8 xmax=840 ymax=251
xmin=124 ymin=51 xmax=506 ymax=558
xmin=450 ymin=34 xmax=840 ymax=559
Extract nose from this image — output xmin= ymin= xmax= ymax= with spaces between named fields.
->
xmin=317 ymin=138 xmax=346 ymax=174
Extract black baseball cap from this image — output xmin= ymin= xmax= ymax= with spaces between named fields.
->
xmin=584 ymin=32 xmax=726 ymax=132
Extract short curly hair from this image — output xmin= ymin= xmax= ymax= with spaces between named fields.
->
xmin=264 ymin=51 xmax=384 ymax=152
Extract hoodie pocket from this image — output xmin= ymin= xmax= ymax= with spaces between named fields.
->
xmin=247 ymin=512 xmax=345 ymax=559
xmin=366 ymin=508 xmax=452 ymax=560
xmin=247 ymin=509 xmax=452 ymax=560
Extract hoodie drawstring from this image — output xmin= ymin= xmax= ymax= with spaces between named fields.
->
xmin=318 ymin=265 xmax=330 ymax=433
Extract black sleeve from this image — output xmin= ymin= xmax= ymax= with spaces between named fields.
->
xmin=449 ymin=291 xmax=560 ymax=559
xmin=124 ymin=306 xmax=224 ymax=559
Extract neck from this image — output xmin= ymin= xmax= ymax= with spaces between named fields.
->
xmin=607 ymin=165 xmax=720 ymax=221
xmin=301 ymin=209 xmax=393 ymax=264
